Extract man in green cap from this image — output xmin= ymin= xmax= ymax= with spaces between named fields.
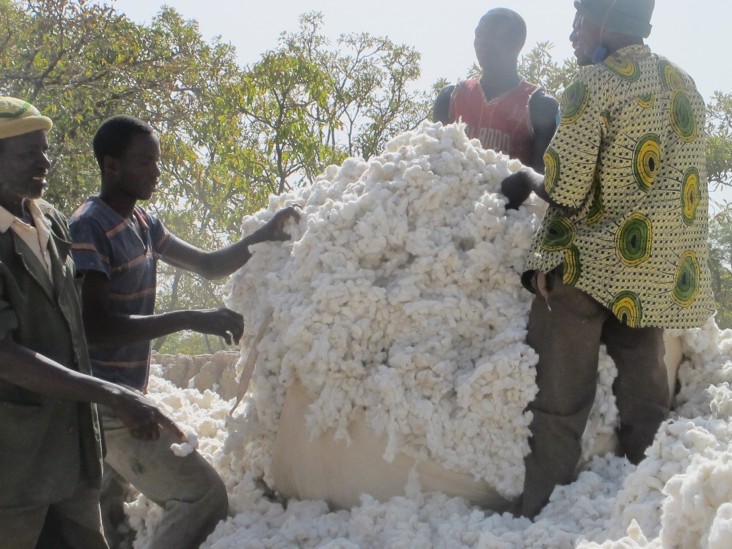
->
xmin=500 ymin=0 xmax=716 ymax=518
xmin=0 ymin=96 xmax=178 ymax=548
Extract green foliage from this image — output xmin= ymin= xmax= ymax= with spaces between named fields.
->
xmin=241 ymin=12 xmax=431 ymax=192
xmin=156 ymin=330 xmax=229 ymax=356
xmin=705 ymin=93 xmax=732 ymax=327
xmin=706 ymin=92 xmax=732 ymax=207
xmin=708 ymin=213 xmax=732 ymax=329
xmin=519 ymin=42 xmax=579 ymax=98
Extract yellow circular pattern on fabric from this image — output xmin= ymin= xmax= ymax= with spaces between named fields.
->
xmin=615 ymin=212 xmax=653 ymax=267
xmin=633 ymin=134 xmax=661 ymax=192
xmin=660 ymin=60 xmax=685 ymax=90
xmin=671 ymin=90 xmax=697 ymax=143
xmin=562 ymin=246 xmax=581 ymax=286
xmin=635 ymin=93 xmax=655 ymax=109
xmin=604 ymin=56 xmax=640 ymax=81
xmin=543 ymin=148 xmax=560 ymax=194
xmin=673 ymin=251 xmax=701 ymax=307
xmin=611 ymin=291 xmax=643 ymax=327
xmin=560 ymin=81 xmax=589 ymax=124
xmin=681 ymin=167 xmax=701 ymax=226
xmin=543 ymin=216 xmax=575 ymax=251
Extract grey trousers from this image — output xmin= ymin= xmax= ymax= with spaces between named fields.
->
xmin=100 ymin=408 xmax=228 ymax=549
xmin=0 ymin=482 xmax=108 ymax=549
xmin=519 ymin=270 xmax=669 ymax=519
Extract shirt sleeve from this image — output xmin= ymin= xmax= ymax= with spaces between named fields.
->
xmin=543 ymin=70 xmax=605 ymax=210
xmin=69 ymin=215 xmax=113 ymax=278
xmin=146 ymin=213 xmax=171 ymax=258
xmin=0 ymin=268 xmax=19 ymax=341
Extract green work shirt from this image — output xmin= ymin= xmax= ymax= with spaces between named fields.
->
xmin=0 ymin=200 xmax=103 ymax=507
xmin=524 ymin=45 xmax=716 ymax=329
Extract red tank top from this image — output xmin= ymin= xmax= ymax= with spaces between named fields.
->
xmin=449 ymin=79 xmax=539 ymax=166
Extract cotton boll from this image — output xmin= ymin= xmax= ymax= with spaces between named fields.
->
xmin=170 ymin=431 xmax=199 ymax=457
xmin=708 ymin=502 xmax=732 ymax=549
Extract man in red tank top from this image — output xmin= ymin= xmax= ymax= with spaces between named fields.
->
xmin=433 ymin=9 xmax=558 ymax=182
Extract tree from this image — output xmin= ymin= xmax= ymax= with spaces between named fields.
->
xmin=240 ymin=11 xmax=431 ymax=193
xmin=708 ymin=213 xmax=732 ymax=329
xmin=704 ymin=92 xmax=732 ymax=327
xmin=519 ymin=41 xmax=578 ymax=98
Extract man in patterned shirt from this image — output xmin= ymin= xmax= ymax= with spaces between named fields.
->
xmin=500 ymin=0 xmax=716 ymax=518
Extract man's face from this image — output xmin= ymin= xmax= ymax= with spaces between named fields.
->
xmin=109 ymin=132 xmax=161 ymax=201
xmin=474 ymin=15 xmax=517 ymax=70
xmin=571 ymin=11 xmax=603 ymax=65
xmin=0 ymin=130 xmax=51 ymax=210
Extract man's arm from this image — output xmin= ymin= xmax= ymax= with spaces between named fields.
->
xmin=0 ymin=336 xmax=179 ymax=440
xmin=80 ymin=271 xmax=244 ymax=347
xmin=432 ymin=85 xmax=456 ymax=124
xmin=159 ymin=206 xmax=299 ymax=281
xmin=527 ymin=89 xmax=560 ymax=173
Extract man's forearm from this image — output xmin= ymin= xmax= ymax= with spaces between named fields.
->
xmin=196 ymin=238 xmax=254 ymax=280
xmin=0 ymin=338 xmax=126 ymax=407
xmin=84 ymin=309 xmax=203 ymax=347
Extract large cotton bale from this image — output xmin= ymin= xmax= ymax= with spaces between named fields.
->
xmin=223 ymin=122 xmax=684 ymax=510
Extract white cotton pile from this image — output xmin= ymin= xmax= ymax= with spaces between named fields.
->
xmin=124 ymin=122 xmax=732 ymax=548
xmin=221 ymin=121 xmax=618 ymax=498
xmin=133 ymin=325 xmax=730 ymax=548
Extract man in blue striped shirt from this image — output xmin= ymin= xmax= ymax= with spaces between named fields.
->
xmin=70 ymin=115 xmax=298 ymax=548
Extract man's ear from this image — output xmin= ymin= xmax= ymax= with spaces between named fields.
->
xmin=103 ymin=155 xmax=119 ymax=177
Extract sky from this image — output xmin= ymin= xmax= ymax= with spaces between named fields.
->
xmin=118 ymin=0 xmax=731 ymax=100
xmin=117 ymin=0 xmax=732 ymax=207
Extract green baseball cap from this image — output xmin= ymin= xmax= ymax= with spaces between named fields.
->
xmin=0 ymin=97 xmax=52 ymax=140
xmin=574 ymin=0 xmax=655 ymax=38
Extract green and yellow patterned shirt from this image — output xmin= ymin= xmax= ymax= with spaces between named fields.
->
xmin=524 ymin=45 xmax=715 ymax=329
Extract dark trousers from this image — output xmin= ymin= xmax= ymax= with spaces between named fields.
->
xmin=519 ymin=271 xmax=669 ymax=518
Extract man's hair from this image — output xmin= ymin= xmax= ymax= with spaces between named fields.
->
xmin=93 ymin=115 xmax=155 ymax=171
xmin=481 ymin=8 xmax=527 ymax=52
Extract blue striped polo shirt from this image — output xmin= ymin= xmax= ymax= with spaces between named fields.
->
xmin=70 ymin=197 xmax=170 ymax=390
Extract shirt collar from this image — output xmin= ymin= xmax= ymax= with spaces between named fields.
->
xmin=26 ymin=199 xmax=53 ymax=239
xmin=614 ymin=44 xmax=650 ymax=58
xmin=0 ymin=199 xmax=52 ymax=234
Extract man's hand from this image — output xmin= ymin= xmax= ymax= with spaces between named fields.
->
xmin=253 ymin=206 xmax=301 ymax=243
xmin=500 ymin=171 xmax=535 ymax=210
xmin=111 ymin=388 xmax=185 ymax=442
xmin=189 ymin=307 xmax=245 ymax=345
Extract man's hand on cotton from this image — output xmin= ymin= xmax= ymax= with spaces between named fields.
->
xmin=193 ymin=307 xmax=245 ymax=345
xmin=500 ymin=171 xmax=534 ymax=210
xmin=112 ymin=388 xmax=186 ymax=442
xmin=256 ymin=206 xmax=301 ymax=242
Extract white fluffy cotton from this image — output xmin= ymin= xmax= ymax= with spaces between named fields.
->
xmin=124 ymin=123 xmax=731 ymax=549
xmin=222 ymin=121 xmax=620 ymax=497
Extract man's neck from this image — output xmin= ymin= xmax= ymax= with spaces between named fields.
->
xmin=0 ymin=187 xmax=29 ymax=220
xmin=99 ymin=184 xmax=137 ymax=219
xmin=479 ymin=69 xmax=521 ymax=100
